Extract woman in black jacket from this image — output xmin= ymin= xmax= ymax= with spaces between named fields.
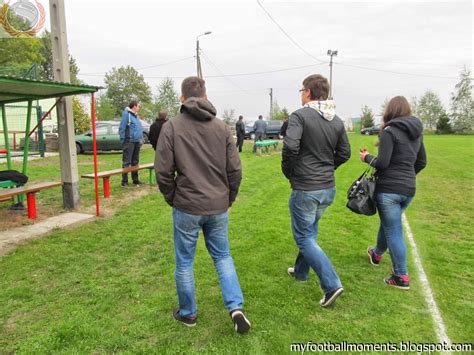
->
xmin=360 ymin=96 xmax=427 ymax=290
xmin=149 ymin=110 xmax=168 ymax=150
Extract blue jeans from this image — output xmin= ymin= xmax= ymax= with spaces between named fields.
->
xmin=173 ymin=208 xmax=244 ymax=317
xmin=289 ymin=188 xmax=342 ymax=294
xmin=374 ymin=193 xmax=413 ymax=276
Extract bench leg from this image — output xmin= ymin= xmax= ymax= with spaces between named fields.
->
xmin=103 ymin=177 xmax=110 ymax=198
xmin=26 ymin=193 xmax=37 ymax=220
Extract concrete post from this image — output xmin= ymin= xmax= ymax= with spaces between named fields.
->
xmin=50 ymin=0 xmax=80 ymax=209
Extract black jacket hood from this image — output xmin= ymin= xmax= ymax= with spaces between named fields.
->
xmin=181 ymin=97 xmax=217 ymax=121
xmin=386 ymin=116 xmax=423 ymax=140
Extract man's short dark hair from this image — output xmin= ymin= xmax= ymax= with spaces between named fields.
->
xmin=238 ymin=115 xmax=243 ymax=120
xmin=303 ymin=74 xmax=330 ymax=100
xmin=181 ymin=76 xmax=206 ymax=99
xmin=129 ymin=100 xmax=139 ymax=109
xmin=258 ymin=115 xmax=263 ymax=119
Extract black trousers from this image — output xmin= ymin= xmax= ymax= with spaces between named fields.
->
xmin=236 ymin=134 xmax=244 ymax=152
xmin=122 ymin=141 xmax=141 ymax=183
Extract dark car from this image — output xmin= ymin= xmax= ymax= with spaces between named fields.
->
xmin=361 ymin=125 xmax=380 ymax=135
xmin=245 ymin=120 xmax=284 ymax=139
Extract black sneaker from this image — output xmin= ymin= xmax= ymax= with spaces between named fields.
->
xmin=367 ymin=247 xmax=383 ymax=266
xmin=172 ymin=309 xmax=197 ymax=327
xmin=121 ymin=182 xmax=129 ymax=188
xmin=384 ymin=274 xmax=410 ymax=290
xmin=230 ymin=309 xmax=251 ymax=334
xmin=132 ymin=180 xmax=143 ymax=186
xmin=319 ymin=287 xmax=344 ymax=307
xmin=287 ymin=267 xmax=307 ymax=282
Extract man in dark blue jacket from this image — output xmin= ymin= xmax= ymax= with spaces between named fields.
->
xmin=119 ymin=100 xmax=143 ymax=187
xmin=282 ymin=74 xmax=350 ymax=308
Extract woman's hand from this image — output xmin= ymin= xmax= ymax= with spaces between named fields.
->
xmin=360 ymin=148 xmax=369 ymax=162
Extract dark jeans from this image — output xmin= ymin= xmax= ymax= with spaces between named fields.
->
xmin=122 ymin=141 xmax=141 ymax=183
xmin=252 ymin=132 xmax=265 ymax=152
xmin=236 ymin=134 xmax=244 ymax=152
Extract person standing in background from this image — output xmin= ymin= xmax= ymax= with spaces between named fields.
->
xmin=119 ymin=100 xmax=143 ymax=187
xmin=149 ymin=110 xmax=169 ymax=150
xmin=235 ymin=115 xmax=245 ymax=153
xmin=252 ymin=115 xmax=267 ymax=153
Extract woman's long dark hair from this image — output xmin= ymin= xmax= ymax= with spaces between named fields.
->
xmin=382 ymin=96 xmax=412 ymax=128
xmin=376 ymin=96 xmax=412 ymax=145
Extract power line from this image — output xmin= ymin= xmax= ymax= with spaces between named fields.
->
xmin=256 ymin=0 xmax=327 ymax=65
xmin=78 ymin=62 xmax=326 ymax=79
xmin=200 ymin=50 xmax=251 ymax=95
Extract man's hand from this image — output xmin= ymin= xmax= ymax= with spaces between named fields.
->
xmin=360 ymin=148 xmax=369 ymax=162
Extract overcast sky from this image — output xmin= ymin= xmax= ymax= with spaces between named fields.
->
xmin=44 ymin=0 xmax=473 ymax=120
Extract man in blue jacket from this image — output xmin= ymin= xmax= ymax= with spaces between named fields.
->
xmin=119 ymin=100 xmax=143 ymax=187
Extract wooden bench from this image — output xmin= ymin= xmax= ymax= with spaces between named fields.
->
xmin=0 ymin=181 xmax=62 ymax=219
xmin=255 ymin=140 xmax=279 ymax=155
xmin=81 ymin=163 xmax=155 ymax=198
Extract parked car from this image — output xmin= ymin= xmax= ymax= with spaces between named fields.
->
xmin=75 ymin=121 xmax=122 ymax=154
xmin=139 ymin=119 xmax=151 ymax=144
xmin=361 ymin=125 xmax=380 ymax=135
xmin=245 ymin=120 xmax=284 ymax=139
xmin=109 ymin=118 xmax=150 ymax=144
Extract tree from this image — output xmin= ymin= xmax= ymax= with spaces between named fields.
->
xmin=156 ymin=78 xmax=180 ymax=118
xmin=104 ymin=66 xmax=152 ymax=116
xmin=222 ymin=109 xmax=236 ymax=125
xmin=410 ymin=96 xmax=419 ymax=117
xmin=38 ymin=30 xmax=81 ymax=83
xmin=360 ymin=105 xmax=374 ymax=128
xmin=417 ymin=91 xmax=446 ymax=131
xmin=95 ymin=94 xmax=117 ymax=120
xmin=72 ymin=97 xmax=90 ymax=133
xmin=436 ymin=113 xmax=452 ymax=134
xmin=271 ymin=101 xmax=290 ymax=120
xmin=450 ymin=68 xmax=473 ymax=132
xmin=0 ymin=38 xmax=44 ymax=69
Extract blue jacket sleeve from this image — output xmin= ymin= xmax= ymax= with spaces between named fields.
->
xmin=119 ymin=111 xmax=128 ymax=142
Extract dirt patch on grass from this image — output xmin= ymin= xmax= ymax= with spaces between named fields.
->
xmin=0 ymin=185 xmax=157 ymax=231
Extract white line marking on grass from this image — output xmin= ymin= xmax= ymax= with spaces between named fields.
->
xmin=402 ymin=213 xmax=452 ymax=349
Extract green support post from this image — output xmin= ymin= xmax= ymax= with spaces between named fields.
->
xmin=149 ymin=168 xmax=154 ymax=185
xmin=1 ymin=104 xmax=12 ymax=170
xmin=37 ymin=106 xmax=45 ymax=157
xmin=22 ymin=100 xmax=33 ymax=176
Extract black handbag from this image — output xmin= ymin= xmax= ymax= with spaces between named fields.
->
xmin=346 ymin=165 xmax=377 ymax=216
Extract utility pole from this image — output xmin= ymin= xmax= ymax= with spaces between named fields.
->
xmin=269 ymin=88 xmax=273 ymax=120
xmin=196 ymin=39 xmax=202 ymax=79
xmin=196 ymin=31 xmax=212 ymax=79
xmin=50 ymin=0 xmax=80 ymax=209
xmin=327 ymin=49 xmax=338 ymax=99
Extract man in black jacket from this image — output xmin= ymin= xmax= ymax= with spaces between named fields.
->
xmin=155 ymin=76 xmax=250 ymax=334
xmin=282 ymin=74 xmax=350 ymax=308
xmin=235 ymin=115 xmax=245 ymax=152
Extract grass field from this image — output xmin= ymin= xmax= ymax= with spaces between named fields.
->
xmin=0 ymin=134 xmax=472 ymax=353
